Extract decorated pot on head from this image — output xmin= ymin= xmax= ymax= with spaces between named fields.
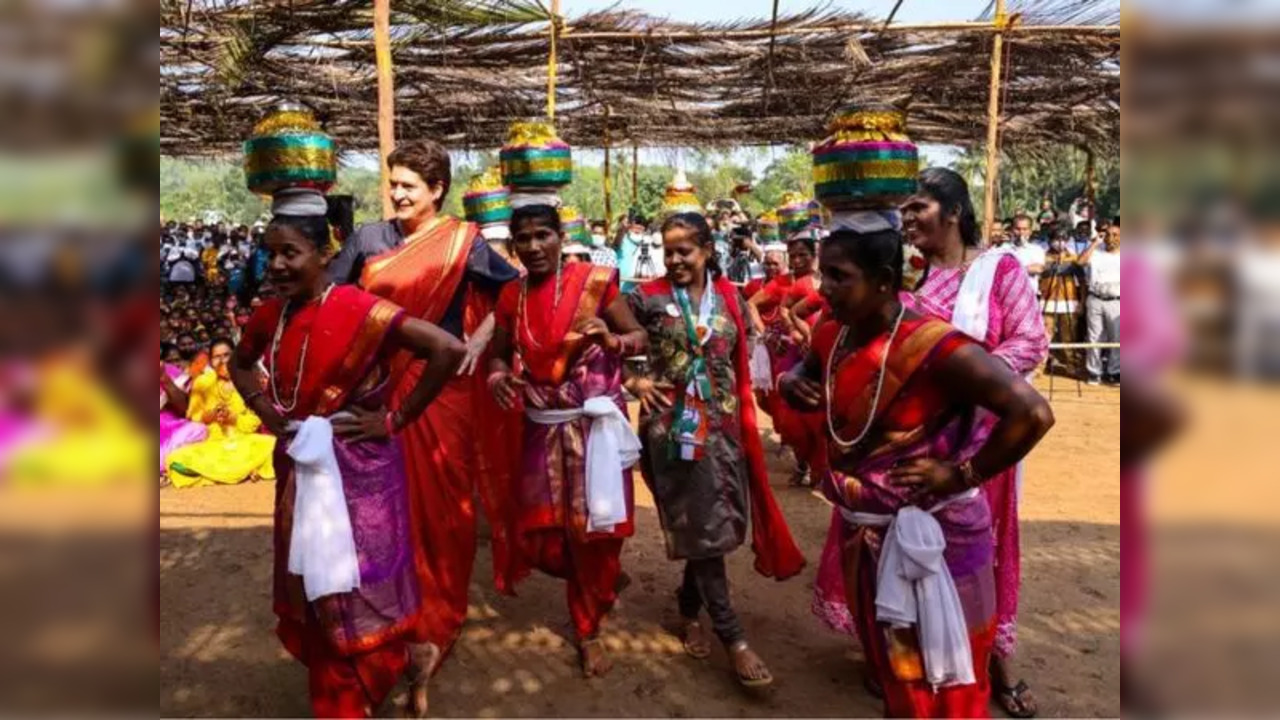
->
xmin=464 ymin=167 xmax=513 ymax=241
xmin=777 ymin=192 xmax=813 ymax=238
xmin=812 ymin=104 xmax=918 ymax=218
xmin=244 ymin=101 xmax=337 ymax=197
xmin=812 ymin=104 xmax=919 ymax=234
xmin=500 ymin=122 xmax=572 ymax=211
xmin=758 ymin=210 xmax=781 ymax=244
xmin=660 ymin=170 xmax=703 ymax=217
xmin=559 ymin=206 xmax=591 ymax=245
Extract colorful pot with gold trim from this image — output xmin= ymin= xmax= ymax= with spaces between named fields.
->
xmin=812 ymin=105 xmax=918 ymax=211
xmin=244 ymin=102 xmax=337 ymax=196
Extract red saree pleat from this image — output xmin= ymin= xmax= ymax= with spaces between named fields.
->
xmin=358 ymin=217 xmax=521 ymax=656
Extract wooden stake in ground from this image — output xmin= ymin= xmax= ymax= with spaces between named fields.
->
xmin=374 ymin=0 xmax=395 ymax=220
xmin=982 ymin=0 xmax=1007 ymax=240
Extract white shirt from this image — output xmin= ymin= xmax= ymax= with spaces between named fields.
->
xmin=1087 ymin=247 xmax=1121 ymax=298
xmin=1011 ymin=242 xmax=1047 ymax=293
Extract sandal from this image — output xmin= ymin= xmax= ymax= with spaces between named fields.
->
xmin=994 ymin=679 xmax=1038 ymax=718
xmin=681 ymin=619 xmax=712 ymax=660
xmin=578 ymin=637 xmax=613 ymax=678
xmin=729 ymin=643 xmax=774 ymax=688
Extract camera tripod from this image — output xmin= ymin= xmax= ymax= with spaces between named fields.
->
xmin=1040 ymin=262 xmax=1083 ymax=379
xmin=633 ymin=240 xmax=660 ymax=279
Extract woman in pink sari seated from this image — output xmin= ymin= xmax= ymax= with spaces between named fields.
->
xmin=780 ymin=228 xmax=1054 ymax=718
xmin=232 ymin=199 xmax=465 ymax=718
xmin=487 ymin=203 xmax=648 ymax=678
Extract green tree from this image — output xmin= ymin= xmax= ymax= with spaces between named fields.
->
xmin=951 ymin=145 xmax=1119 ymax=225
xmin=749 ymin=147 xmax=813 ymax=212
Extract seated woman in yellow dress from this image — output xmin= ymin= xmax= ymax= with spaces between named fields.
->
xmin=166 ymin=339 xmax=275 ymax=487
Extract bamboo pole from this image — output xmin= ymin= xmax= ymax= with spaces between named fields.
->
xmin=374 ymin=0 xmax=395 ymax=220
xmin=632 ymin=144 xmax=639 ymax=209
xmin=603 ymin=105 xmax=613 ymax=235
xmin=546 ymin=0 xmax=560 ymax=121
xmin=981 ymin=0 xmax=1006 ymax=241
xmin=1084 ymin=146 xmax=1096 ymax=227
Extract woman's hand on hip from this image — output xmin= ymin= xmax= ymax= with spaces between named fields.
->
xmin=331 ymin=405 xmax=391 ymax=442
xmin=488 ymin=371 xmax=526 ymax=411
xmin=888 ymin=458 xmax=967 ymax=506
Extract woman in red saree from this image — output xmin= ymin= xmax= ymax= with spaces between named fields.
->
xmin=486 ymin=204 xmax=648 ymax=677
xmin=233 ymin=206 xmax=466 ymax=718
xmin=331 ymin=143 xmax=522 ymax=702
xmin=779 ymin=228 xmax=1054 ymax=718
xmin=628 ymin=212 xmax=805 ymax=689
xmin=749 ymin=236 xmax=826 ymax=487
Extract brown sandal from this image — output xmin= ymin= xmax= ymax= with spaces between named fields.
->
xmin=681 ymin=619 xmax=712 ymax=659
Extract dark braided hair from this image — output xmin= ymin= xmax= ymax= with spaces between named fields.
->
xmin=823 ymin=228 xmax=905 ymax=291
xmin=660 ymin=212 xmax=722 ymax=279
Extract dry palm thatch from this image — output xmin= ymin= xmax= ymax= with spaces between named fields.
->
xmin=160 ymin=0 xmax=1119 ymax=156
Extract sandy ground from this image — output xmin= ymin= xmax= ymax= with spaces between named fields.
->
xmin=160 ymin=378 xmax=1120 ymax=718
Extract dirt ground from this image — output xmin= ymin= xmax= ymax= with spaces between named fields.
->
xmin=160 ymin=378 xmax=1120 ymax=718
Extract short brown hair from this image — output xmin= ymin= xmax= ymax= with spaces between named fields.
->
xmin=386 ymin=140 xmax=451 ymax=210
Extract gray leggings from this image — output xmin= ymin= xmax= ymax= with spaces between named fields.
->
xmin=677 ymin=556 xmax=745 ymax=647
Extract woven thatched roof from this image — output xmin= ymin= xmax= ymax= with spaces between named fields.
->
xmin=160 ymin=0 xmax=1119 ymax=155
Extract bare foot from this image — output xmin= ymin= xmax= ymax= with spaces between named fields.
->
xmin=681 ymin=618 xmax=712 ymax=659
xmin=579 ymin=637 xmax=613 ymax=678
xmin=729 ymin=642 xmax=773 ymax=688
xmin=407 ymin=642 xmax=440 ymax=718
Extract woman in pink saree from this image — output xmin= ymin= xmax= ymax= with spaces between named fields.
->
xmin=780 ymin=227 xmax=1054 ymax=718
xmin=899 ymin=168 xmax=1048 ymax=717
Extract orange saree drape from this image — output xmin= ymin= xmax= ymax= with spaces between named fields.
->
xmin=359 ymin=216 xmax=521 ymax=659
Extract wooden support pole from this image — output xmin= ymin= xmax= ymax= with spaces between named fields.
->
xmin=374 ymin=0 xmax=395 ymax=220
xmin=981 ymin=0 xmax=1007 ymax=241
xmin=632 ymin=144 xmax=639 ymax=209
xmin=546 ymin=0 xmax=560 ymax=121
xmin=1084 ymin=146 xmax=1097 ymax=227
xmin=603 ymin=106 xmax=613 ymax=235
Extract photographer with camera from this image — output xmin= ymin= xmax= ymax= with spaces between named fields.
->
xmin=618 ymin=211 xmax=663 ymax=285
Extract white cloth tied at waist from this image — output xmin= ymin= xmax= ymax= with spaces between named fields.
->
xmin=526 ymin=396 xmax=640 ymax=533
xmin=840 ymin=488 xmax=981 ymax=689
xmin=286 ymin=415 xmax=361 ymax=602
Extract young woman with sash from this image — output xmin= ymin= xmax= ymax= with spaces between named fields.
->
xmin=233 ymin=196 xmax=466 ymax=718
xmin=749 ymin=236 xmax=825 ymax=487
xmin=900 ymin=168 xmax=1048 ymax=717
xmin=330 ymin=142 xmax=522 ymax=694
xmin=779 ymin=228 xmax=1054 ymax=718
xmin=627 ymin=212 xmax=805 ymax=690
xmin=486 ymin=203 xmax=648 ymax=678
